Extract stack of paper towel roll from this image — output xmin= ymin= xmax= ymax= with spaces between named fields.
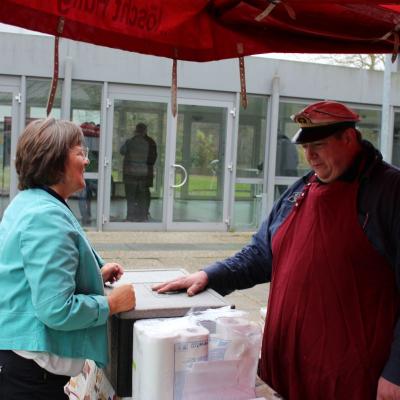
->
xmin=132 ymin=312 xmax=262 ymax=400
xmin=133 ymin=320 xmax=209 ymax=400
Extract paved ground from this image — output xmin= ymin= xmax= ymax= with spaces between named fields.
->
xmin=87 ymin=231 xmax=270 ymax=324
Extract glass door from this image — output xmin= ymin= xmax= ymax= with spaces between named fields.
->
xmin=0 ymin=82 xmax=19 ymax=220
xmin=167 ymin=101 xmax=233 ymax=230
xmin=233 ymin=96 xmax=268 ymax=230
xmin=104 ymin=94 xmax=167 ymax=228
xmin=0 ymin=92 xmax=13 ymax=218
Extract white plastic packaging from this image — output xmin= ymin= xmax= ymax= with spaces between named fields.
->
xmin=132 ymin=307 xmax=262 ymax=400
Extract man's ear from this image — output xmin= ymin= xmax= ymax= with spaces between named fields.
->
xmin=342 ymin=128 xmax=356 ymax=145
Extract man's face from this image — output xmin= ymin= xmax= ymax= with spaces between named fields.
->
xmin=301 ymin=133 xmax=353 ymax=183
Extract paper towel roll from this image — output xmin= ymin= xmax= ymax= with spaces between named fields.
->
xmin=132 ymin=322 xmax=147 ymax=399
xmin=134 ymin=327 xmax=179 ymax=400
xmin=174 ymin=325 xmax=209 ymax=400
xmin=133 ymin=319 xmax=167 ymax=399
xmin=215 ymin=316 xmax=251 ymax=339
xmin=174 ymin=325 xmax=209 ymax=371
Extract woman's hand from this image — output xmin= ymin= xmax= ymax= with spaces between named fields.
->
xmin=107 ymin=284 xmax=136 ymax=315
xmin=101 ymin=262 xmax=124 ymax=284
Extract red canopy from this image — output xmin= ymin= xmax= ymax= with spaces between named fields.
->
xmin=1 ymin=0 xmax=400 ymax=61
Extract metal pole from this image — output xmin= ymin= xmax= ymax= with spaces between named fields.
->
xmin=380 ymin=54 xmax=393 ymax=162
xmin=265 ymin=75 xmax=280 ymax=214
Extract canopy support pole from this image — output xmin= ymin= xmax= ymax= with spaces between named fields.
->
xmin=381 ymin=54 xmax=395 ymax=162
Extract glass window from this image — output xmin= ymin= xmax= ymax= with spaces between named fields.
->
xmin=70 ymin=81 xmax=102 ymax=227
xmin=352 ymin=107 xmax=381 ymax=148
xmin=173 ymin=104 xmax=226 ymax=223
xmin=392 ymin=112 xmax=400 ymax=168
xmin=71 ymin=82 xmax=102 ymax=172
xmin=26 ymin=78 xmax=62 ymax=123
xmin=111 ymin=100 xmax=166 ymax=223
xmin=0 ymin=92 xmax=12 ymax=217
xmin=237 ymin=96 xmax=267 ymax=178
xmin=233 ymin=183 xmax=263 ymax=229
xmin=277 ymin=101 xmax=308 ymax=177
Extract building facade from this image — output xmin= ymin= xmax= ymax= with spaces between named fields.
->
xmin=0 ymin=32 xmax=399 ymax=231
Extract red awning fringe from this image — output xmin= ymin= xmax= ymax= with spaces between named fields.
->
xmin=171 ymin=59 xmax=177 ymax=117
xmin=255 ymin=0 xmax=296 ymax=22
xmin=392 ymin=31 xmax=399 ymax=62
xmin=46 ymin=17 xmax=64 ymax=117
xmin=239 ymin=56 xmax=247 ymax=109
xmin=377 ymin=22 xmax=400 ymax=62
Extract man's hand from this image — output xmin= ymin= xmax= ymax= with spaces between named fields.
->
xmin=377 ymin=376 xmax=400 ymax=400
xmin=101 ymin=262 xmax=124 ymax=284
xmin=152 ymin=271 xmax=209 ymax=297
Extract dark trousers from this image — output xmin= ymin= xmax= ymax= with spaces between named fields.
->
xmin=124 ymin=181 xmax=151 ymax=222
xmin=0 ymin=350 xmax=69 ymax=400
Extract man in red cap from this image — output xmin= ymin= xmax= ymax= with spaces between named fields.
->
xmin=154 ymin=101 xmax=400 ymax=399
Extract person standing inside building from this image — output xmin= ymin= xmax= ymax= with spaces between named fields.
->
xmin=120 ymin=122 xmax=157 ymax=222
xmin=0 ymin=118 xmax=136 ymax=399
xmin=154 ymin=101 xmax=400 ymax=400
xmin=276 ymin=132 xmax=299 ymax=176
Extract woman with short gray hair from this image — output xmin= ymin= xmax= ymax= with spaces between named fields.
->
xmin=0 ymin=118 xmax=135 ymax=399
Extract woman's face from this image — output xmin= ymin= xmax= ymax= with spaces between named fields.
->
xmin=61 ymin=145 xmax=89 ymax=198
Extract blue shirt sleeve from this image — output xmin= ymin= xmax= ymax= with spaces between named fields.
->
xmin=204 ymin=177 xmax=306 ymax=295
xmin=204 ymin=219 xmax=272 ymax=295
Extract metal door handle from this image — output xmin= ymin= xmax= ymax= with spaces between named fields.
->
xmin=171 ymin=164 xmax=188 ymax=188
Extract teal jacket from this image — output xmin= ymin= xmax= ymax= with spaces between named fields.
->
xmin=0 ymin=189 xmax=110 ymax=367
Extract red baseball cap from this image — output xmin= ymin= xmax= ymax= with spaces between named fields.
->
xmin=291 ymin=101 xmax=360 ymax=144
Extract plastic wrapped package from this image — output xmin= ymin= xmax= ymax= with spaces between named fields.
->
xmin=132 ymin=307 xmax=262 ymax=400
xmin=64 ymin=360 xmax=115 ymax=400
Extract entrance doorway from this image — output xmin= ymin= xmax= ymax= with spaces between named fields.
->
xmin=103 ymin=88 xmax=234 ymax=230
xmin=104 ymin=95 xmax=167 ymax=228
xmin=167 ymin=101 xmax=233 ymax=230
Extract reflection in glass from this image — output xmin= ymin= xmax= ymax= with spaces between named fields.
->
xmin=26 ymin=78 xmax=62 ymax=123
xmin=0 ymin=93 xmax=12 ymax=218
xmin=352 ymin=107 xmax=381 ymax=148
xmin=77 ymin=178 xmax=97 ymax=225
xmin=173 ymin=105 xmax=226 ymax=223
xmin=276 ymin=134 xmax=298 ymax=176
xmin=111 ymin=100 xmax=166 ymax=222
xmin=120 ymin=122 xmax=157 ymax=222
xmin=233 ymin=183 xmax=263 ymax=229
xmin=70 ymin=82 xmax=102 ymax=227
xmin=278 ymin=102 xmax=308 ymax=177
xmin=392 ymin=112 xmax=400 ymax=168
xmin=237 ymin=97 xmax=267 ymax=178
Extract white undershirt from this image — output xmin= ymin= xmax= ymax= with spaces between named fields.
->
xmin=14 ymin=350 xmax=85 ymax=377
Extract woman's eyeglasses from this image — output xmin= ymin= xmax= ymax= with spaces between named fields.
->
xmin=77 ymin=146 xmax=90 ymax=160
